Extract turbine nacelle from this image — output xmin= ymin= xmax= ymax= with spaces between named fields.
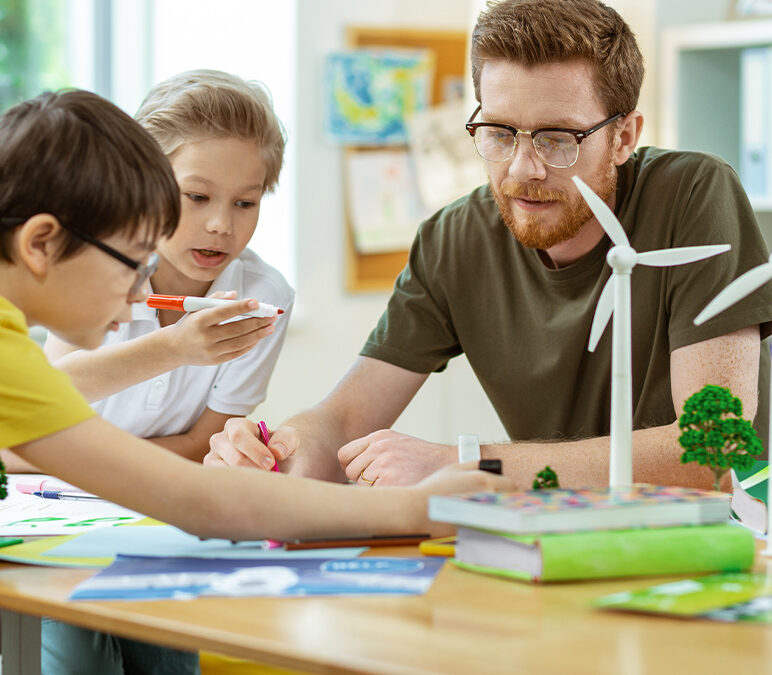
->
xmin=607 ymin=245 xmax=637 ymax=273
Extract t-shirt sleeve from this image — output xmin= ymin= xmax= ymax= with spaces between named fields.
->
xmin=666 ymin=156 xmax=772 ymax=351
xmin=1 ymin=323 xmax=95 ymax=448
xmin=207 ymin=297 xmax=295 ymax=416
xmin=360 ymin=217 xmax=462 ymax=373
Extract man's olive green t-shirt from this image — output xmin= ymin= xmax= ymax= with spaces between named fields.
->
xmin=361 ymin=147 xmax=772 ymax=445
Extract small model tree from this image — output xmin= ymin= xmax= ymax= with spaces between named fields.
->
xmin=533 ymin=465 xmax=559 ymax=490
xmin=678 ymin=385 xmax=763 ymax=491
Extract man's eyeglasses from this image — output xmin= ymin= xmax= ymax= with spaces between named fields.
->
xmin=465 ymin=105 xmax=625 ymax=168
xmin=0 ymin=217 xmax=158 ymax=296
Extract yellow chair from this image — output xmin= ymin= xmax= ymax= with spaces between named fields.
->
xmin=200 ymin=651 xmax=308 ymax=675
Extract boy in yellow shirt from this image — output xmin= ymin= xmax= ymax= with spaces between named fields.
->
xmin=0 ymin=89 xmax=512 ymax=669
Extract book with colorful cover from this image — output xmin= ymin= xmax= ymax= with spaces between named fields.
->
xmin=451 ymin=523 xmax=754 ymax=583
xmin=596 ymin=571 xmax=772 ymax=622
xmin=428 ymin=484 xmax=729 ymax=534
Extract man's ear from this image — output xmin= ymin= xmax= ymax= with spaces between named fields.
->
xmin=613 ymin=111 xmax=644 ymax=166
xmin=15 ymin=214 xmax=65 ymax=276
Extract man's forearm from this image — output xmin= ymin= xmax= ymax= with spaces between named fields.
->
xmin=279 ymin=408 xmax=352 ymax=483
xmin=482 ymin=422 xmax=716 ymax=490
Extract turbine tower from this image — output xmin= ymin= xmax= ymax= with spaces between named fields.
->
xmin=573 ymin=176 xmax=730 ymax=487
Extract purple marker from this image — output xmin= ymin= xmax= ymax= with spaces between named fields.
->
xmin=257 ymin=420 xmax=279 ymax=472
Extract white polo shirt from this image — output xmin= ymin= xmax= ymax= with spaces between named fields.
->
xmin=92 ymin=248 xmax=294 ymax=438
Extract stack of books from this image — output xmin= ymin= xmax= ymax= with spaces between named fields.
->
xmin=428 ymin=485 xmax=754 ymax=583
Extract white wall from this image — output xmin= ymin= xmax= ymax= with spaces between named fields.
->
xmin=256 ymin=0 xmax=509 ymax=445
xmin=256 ymin=0 xmax=742 ymax=445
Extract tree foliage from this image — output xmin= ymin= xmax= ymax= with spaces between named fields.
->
xmin=533 ymin=465 xmax=559 ymax=490
xmin=678 ymin=385 xmax=763 ymax=491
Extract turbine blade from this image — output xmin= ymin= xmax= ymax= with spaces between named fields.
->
xmin=694 ymin=261 xmax=772 ymax=325
xmin=572 ymin=176 xmax=628 ymax=248
xmin=588 ymin=276 xmax=615 ymax=352
xmin=636 ymin=244 xmax=730 ymax=267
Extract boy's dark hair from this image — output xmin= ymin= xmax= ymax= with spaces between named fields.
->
xmin=0 ymin=89 xmax=180 ymax=262
xmin=471 ymin=0 xmax=644 ymax=117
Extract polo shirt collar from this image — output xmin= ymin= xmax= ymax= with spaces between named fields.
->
xmin=129 ymin=256 xmax=245 ymax=322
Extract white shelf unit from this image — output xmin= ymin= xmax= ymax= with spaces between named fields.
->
xmin=661 ymin=19 xmax=772 ymax=212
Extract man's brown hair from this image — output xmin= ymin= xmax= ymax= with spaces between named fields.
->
xmin=0 ymin=89 xmax=180 ymax=262
xmin=471 ymin=0 xmax=644 ymax=117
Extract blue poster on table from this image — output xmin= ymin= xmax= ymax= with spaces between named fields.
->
xmin=70 ymin=555 xmax=444 ymax=601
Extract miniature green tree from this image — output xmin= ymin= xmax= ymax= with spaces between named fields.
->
xmin=533 ymin=465 xmax=559 ymax=490
xmin=678 ymin=385 xmax=763 ymax=491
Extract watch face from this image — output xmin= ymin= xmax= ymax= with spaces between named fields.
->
xmin=478 ymin=459 xmax=502 ymax=475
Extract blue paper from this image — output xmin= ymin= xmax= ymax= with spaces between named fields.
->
xmin=44 ymin=525 xmax=367 ymax=560
xmin=70 ymin=555 xmax=444 ymax=600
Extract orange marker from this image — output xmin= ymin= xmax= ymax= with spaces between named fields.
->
xmin=147 ymin=294 xmax=283 ymax=318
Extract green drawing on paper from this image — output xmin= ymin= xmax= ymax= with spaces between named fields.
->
xmin=62 ymin=517 xmax=135 ymax=528
xmin=5 ymin=517 xmax=68 ymax=527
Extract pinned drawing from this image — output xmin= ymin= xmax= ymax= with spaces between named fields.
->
xmin=324 ymin=49 xmax=434 ymax=145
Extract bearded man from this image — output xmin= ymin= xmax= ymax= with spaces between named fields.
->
xmin=206 ymin=0 xmax=772 ymax=490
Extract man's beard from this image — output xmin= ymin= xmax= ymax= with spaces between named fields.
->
xmin=491 ymin=152 xmax=617 ymax=251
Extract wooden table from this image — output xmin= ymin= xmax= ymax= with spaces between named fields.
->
xmin=1 ymin=545 xmax=771 ymax=675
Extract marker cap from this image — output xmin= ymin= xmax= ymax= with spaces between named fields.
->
xmin=146 ymin=294 xmax=185 ymax=312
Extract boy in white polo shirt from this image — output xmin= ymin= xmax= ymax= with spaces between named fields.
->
xmin=43 ymin=70 xmax=293 ymax=464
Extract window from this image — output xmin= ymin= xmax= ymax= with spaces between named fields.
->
xmin=0 ymin=0 xmax=297 ymax=285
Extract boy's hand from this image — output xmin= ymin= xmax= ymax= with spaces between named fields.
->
xmin=160 ymin=290 xmax=277 ymax=367
xmin=205 ymin=417 xmax=299 ymax=471
xmin=415 ymin=461 xmax=514 ymax=497
xmin=406 ymin=462 xmax=515 ymax=536
xmin=406 ymin=462 xmax=515 ymax=537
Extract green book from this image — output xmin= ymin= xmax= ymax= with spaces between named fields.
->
xmin=451 ymin=523 xmax=754 ymax=583
xmin=596 ymin=571 xmax=772 ymax=621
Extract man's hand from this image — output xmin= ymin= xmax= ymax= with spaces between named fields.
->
xmin=338 ymin=430 xmax=456 ymax=486
xmin=204 ymin=417 xmax=298 ymax=471
xmin=160 ymin=291 xmax=277 ymax=367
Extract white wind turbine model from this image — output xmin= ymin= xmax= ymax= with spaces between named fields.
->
xmin=572 ymin=176 xmax=731 ymax=487
xmin=693 ymin=254 xmax=772 ymax=555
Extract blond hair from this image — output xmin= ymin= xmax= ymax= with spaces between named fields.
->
xmin=135 ymin=69 xmax=286 ymax=193
xmin=471 ymin=0 xmax=644 ymax=117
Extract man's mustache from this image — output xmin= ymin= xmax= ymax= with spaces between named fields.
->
xmin=499 ymin=181 xmax=566 ymax=202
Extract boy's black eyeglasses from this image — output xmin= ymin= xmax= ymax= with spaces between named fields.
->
xmin=465 ymin=105 xmax=626 ymax=168
xmin=0 ymin=217 xmax=158 ymax=295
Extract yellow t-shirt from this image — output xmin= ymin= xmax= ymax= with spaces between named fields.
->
xmin=0 ymin=295 xmax=95 ymax=448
